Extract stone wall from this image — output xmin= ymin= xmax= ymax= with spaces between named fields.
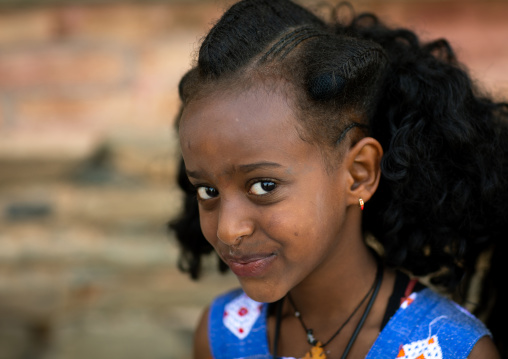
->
xmin=0 ymin=1 xmax=506 ymax=358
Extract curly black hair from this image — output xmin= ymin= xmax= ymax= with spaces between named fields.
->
xmin=169 ymin=0 xmax=508 ymax=349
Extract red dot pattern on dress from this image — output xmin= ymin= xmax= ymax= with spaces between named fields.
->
xmin=223 ymin=293 xmax=263 ymax=340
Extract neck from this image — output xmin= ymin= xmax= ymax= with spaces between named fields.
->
xmin=270 ymin=210 xmax=395 ymax=359
xmin=286 ymin=216 xmax=378 ymax=322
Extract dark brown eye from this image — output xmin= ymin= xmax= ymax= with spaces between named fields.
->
xmin=197 ymin=186 xmax=218 ymax=200
xmin=249 ymin=181 xmax=276 ymax=195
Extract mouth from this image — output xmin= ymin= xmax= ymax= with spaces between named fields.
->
xmin=223 ymin=253 xmax=277 ymax=278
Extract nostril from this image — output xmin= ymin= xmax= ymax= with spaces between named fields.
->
xmin=218 ymin=232 xmax=246 ymax=248
xmin=228 ymin=235 xmax=245 ymax=254
xmin=216 ymin=223 xmax=251 ymax=243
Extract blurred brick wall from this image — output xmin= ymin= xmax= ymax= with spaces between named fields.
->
xmin=0 ymin=3 xmax=235 ymax=359
xmin=0 ymin=2 xmax=223 ymax=131
xmin=0 ymin=1 xmax=233 ymax=186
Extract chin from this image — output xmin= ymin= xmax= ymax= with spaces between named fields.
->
xmin=240 ymin=281 xmax=287 ymax=304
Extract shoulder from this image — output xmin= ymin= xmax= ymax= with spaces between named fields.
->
xmin=416 ymin=289 xmax=489 ymax=336
xmin=467 ymin=336 xmax=500 ymax=359
xmin=369 ymin=288 xmax=493 ymax=359
xmin=194 ymin=289 xmax=245 ymax=359
xmin=194 ymin=306 xmax=211 ymax=359
xmin=401 ymin=289 xmax=492 ymax=358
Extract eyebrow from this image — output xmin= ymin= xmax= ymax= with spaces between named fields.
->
xmin=186 ymin=168 xmax=204 ymax=179
xmin=186 ymin=161 xmax=283 ymax=179
xmin=238 ymin=161 xmax=283 ymax=173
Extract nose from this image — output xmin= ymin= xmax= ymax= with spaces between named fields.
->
xmin=216 ymin=198 xmax=254 ymax=247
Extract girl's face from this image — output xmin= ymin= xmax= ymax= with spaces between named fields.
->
xmin=179 ymin=87 xmax=353 ymax=303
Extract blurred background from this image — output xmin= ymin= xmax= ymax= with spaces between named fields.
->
xmin=0 ymin=0 xmax=506 ymax=358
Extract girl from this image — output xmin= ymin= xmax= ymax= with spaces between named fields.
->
xmin=171 ymin=0 xmax=508 ymax=358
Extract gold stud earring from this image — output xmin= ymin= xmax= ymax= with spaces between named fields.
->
xmin=359 ymin=198 xmax=364 ymax=211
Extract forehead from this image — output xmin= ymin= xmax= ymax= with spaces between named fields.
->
xmin=177 ymin=86 xmax=333 ymax=181
xmin=179 ymin=86 xmax=303 ymax=153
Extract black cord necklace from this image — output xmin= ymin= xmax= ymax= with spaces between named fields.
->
xmin=287 ymin=279 xmax=375 ymax=348
xmin=272 ymin=260 xmax=383 ymax=359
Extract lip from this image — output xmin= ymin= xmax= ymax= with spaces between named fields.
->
xmin=223 ymin=253 xmax=276 ymax=278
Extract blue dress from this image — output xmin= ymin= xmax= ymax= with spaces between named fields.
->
xmin=208 ymin=288 xmax=490 ymax=359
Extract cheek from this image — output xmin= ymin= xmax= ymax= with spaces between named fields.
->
xmin=198 ymin=208 xmax=218 ymax=245
xmin=264 ymin=204 xmax=320 ymax=247
xmin=266 ymin=189 xmax=341 ymax=248
xmin=264 ymin=210 xmax=332 ymax=281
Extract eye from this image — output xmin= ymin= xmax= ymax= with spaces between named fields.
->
xmin=196 ymin=186 xmax=219 ymax=200
xmin=249 ymin=181 xmax=276 ymax=195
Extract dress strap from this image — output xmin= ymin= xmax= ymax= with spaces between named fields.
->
xmin=380 ymin=271 xmax=425 ymax=330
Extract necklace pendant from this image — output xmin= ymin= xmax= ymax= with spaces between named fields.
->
xmin=302 ymin=341 xmax=326 ymax=359
xmin=306 ymin=329 xmax=317 ymax=345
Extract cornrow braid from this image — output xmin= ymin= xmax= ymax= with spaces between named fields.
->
xmin=279 ymin=32 xmax=330 ymax=60
xmin=340 ymin=49 xmax=387 ymax=79
xmin=335 ymin=122 xmax=369 ymax=145
xmin=260 ymin=26 xmax=328 ymax=62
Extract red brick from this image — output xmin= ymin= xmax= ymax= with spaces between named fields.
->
xmin=166 ymin=2 xmax=224 ymax=31
xmin=0 ymin=128 xmax=101 ymax=162
xmin=0 ymin=9 xmax=56 ymax=46
xmin=15 ymin=86 xmax=178 ymax=130
xmin=0 ymin=45 xmax=128 ymax=90
xmin=348 ymin=1 xmax=508 ymax=97
xmin=16 ymin=92 xmax=129 ymax=127
xmin=137 ymin=32 xmax=198 ymax=80
xmin=55 ymin=3 xmax=221 ymax=43
xmin=55 ymin=4 xmax=169 ymax=43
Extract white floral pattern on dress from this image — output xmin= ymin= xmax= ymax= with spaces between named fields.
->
xmin=223 ymin=293 xmax=263 ymax=340
xmin=395 ymin=304 xmax=446 ymax=359
xmin=396 ymin=335 xmax=443 ymax=359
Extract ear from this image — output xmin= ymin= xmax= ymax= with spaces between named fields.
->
xmin=343 ymin=137 xmax=383 ymax=208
